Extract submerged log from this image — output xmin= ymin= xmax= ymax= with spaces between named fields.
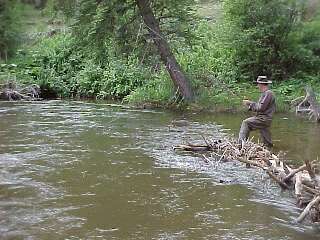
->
xmin=297 ymin=196 xmax=320 ymax=223
xmin=173 ymin=144 xmax=211 ymax=152
xmin=174 ymin=137 xmax=320 ymax=223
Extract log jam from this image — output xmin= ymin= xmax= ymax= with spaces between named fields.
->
xmin=174 ymin=137 xmax=320 ymax=223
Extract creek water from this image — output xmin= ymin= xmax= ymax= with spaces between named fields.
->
xmin=0 ymin=101 xmax=320 ymax=240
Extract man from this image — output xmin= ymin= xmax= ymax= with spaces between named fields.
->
xmin=238 ymin=76 xmax=276 ymax=148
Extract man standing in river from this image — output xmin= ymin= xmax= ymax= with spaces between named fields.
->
xmin=238 ymin=76 xmax=276 ymax=148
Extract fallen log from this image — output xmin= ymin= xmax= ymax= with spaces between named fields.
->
xmin=174 ymin=137 xmax=320 ymax=223
xmin=0 ymin=81 xmax=41 ymax=101
xmin=283 ymin=164 xmax=306 ymax=183
xmin=295 ymin=86 xmax=320 ymax=122
xmin=173 ymin=144 xmax=212 ymax=152
xmin=302 ymin=184 xmax=320 ymax=195
xmin=297 ymin=196 xmax=320 ymax=223
xmin=266 ymin=169 xmax=290 ymax=189
xmin=304 ymin=160 xmax=320 ymax=189
xmin=0 ymin=89 xmax=30 ymax=100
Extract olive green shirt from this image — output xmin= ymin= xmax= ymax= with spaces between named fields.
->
xmin=248 ymin=90 xmax=276 ymax=120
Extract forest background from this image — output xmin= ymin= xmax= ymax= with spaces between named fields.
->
xmin=0 ymin=0 xmax=319 ymax=111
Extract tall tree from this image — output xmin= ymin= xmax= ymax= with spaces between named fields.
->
xmin=136 ymin=0 xmax=193 ymax=101
xmin=223 ymin=0 xmax=300 ymax=81
xmin=0 ymin=0 xmax=19 ymax=60
xmin=71 ymin=0 xmax=195 ymax=101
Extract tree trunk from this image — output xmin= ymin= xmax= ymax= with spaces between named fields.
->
xmin=295 ymin=86 xmax=320 ymax=122
xmin=135 ymin=0 xmax=193 ymax=101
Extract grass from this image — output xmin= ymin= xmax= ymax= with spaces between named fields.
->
xmin=126 ymin=77 xmax=316 ymax=113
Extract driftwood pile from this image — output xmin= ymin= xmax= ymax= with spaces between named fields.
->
xmin=293 ymin=86 xmax=320 ymax=122
xmin=0 ymin=81 xmax=41 ymax=101
xmin=174 ymin=138 xmax=320 ymax=223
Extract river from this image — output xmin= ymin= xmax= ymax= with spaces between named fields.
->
xmin=0 ymin=101 xmax=320 ymax=239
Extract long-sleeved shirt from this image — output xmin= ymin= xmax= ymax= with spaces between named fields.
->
xmin=248 ymin=90 xmax=276 ymax=120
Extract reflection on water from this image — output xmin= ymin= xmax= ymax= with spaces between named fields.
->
xmin=0 ymin=101 xmax=320 ymax=239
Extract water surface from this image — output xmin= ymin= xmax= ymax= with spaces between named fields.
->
xmin=0 ymin=101 xmax=320 ymax=240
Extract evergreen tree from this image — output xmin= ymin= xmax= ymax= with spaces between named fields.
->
xmin=222 ymin=0 xmax=300 ymax=81
xmin=0 ymin=0 xmax=17 ymax=60
xmin=71 ymin=0 xmax=196 ymax=100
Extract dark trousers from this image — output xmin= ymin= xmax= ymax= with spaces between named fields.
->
xmin=238 ymin=116 xmax=272 ymax=147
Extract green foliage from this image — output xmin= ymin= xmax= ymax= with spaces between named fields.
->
xmin=287 ymin=13 xmax=320 ymax=75
xmin=43 ymin=0 xmax=76 ymax=19
xmin=0 ymin=63 xmax=18 ymax=84
xmin=124 ymin=70 xmax=174 ymax=104
xmin=0 ymin=0 xmax=22 ymax=60
xmin=174 ymin=20 xmax=239 ymax=87
xmin=7 ymin=34 xmax=154 ymax=99
xmin=3 ymin=0 xmax=320 ymax=111
xmin=70 ymin=0 xmax=198 ymax=61
xmin=221 ymin=0 xmax=303 ymax=81
xmin=97 ymin=56 xmax=149 ymax=99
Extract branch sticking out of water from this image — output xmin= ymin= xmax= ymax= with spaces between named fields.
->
xmin=174 ymin=136 xmax=320 ymax=223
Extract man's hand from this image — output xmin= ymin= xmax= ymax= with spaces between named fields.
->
xmin=242 ymin=100 xmax=251 ymax=107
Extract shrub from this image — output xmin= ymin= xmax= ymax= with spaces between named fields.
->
xmin=0 ymin=0 xmax=23 ymax=60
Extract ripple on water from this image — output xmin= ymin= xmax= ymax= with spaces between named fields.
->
xmin=1 ymin=101 xmax=320 ymax=240
xmin=140 ymin=119 xmax=320 ymax=237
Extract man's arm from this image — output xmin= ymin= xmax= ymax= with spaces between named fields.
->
xmin=249 ymin=91 xmax=273 ymax=112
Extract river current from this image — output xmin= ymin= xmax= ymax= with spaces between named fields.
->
xmin=0 ymin=101 xmax=320 ymax=239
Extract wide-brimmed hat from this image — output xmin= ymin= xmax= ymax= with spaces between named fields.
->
xmin=256 ymin=76 xmax=272 ymax=84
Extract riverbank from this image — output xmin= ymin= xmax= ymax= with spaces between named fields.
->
xmin=1 ymin=31 xmax=318 ymax=113
xmin=1 ymin=65 xmax=319 ymax=114
xmin=1 ymin=40 xmax=318 ymax=113
xmin=1 ymin=1 xmax=319 ymax=114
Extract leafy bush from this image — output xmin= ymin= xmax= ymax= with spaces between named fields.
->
xmin=0 ymin=0 xmax=23 ymax=60
xmin=220 ymin=0 xmax=303 ymax=81
xmin=7 ymin=33 xmax=153 ymax=99
xmin=287 ymin=13 xmax=320 ymax=76
xmin=124 ymin=70 xmax=174 ymax=104
xmin=3 ymin=0 xmax=320 ymax=111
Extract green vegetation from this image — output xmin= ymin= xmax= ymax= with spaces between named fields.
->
xmin=1 ymin=0 xmax=319 ymax=111
xmin=0 ymin=0 xmax=21 ymax=60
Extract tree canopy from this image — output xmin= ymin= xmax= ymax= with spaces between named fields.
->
xmin=1 ymin=0 xmax=319 ymax=105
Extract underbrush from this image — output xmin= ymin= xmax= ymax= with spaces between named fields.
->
xmin=1 ymin=20 xmax=319 ymax=112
